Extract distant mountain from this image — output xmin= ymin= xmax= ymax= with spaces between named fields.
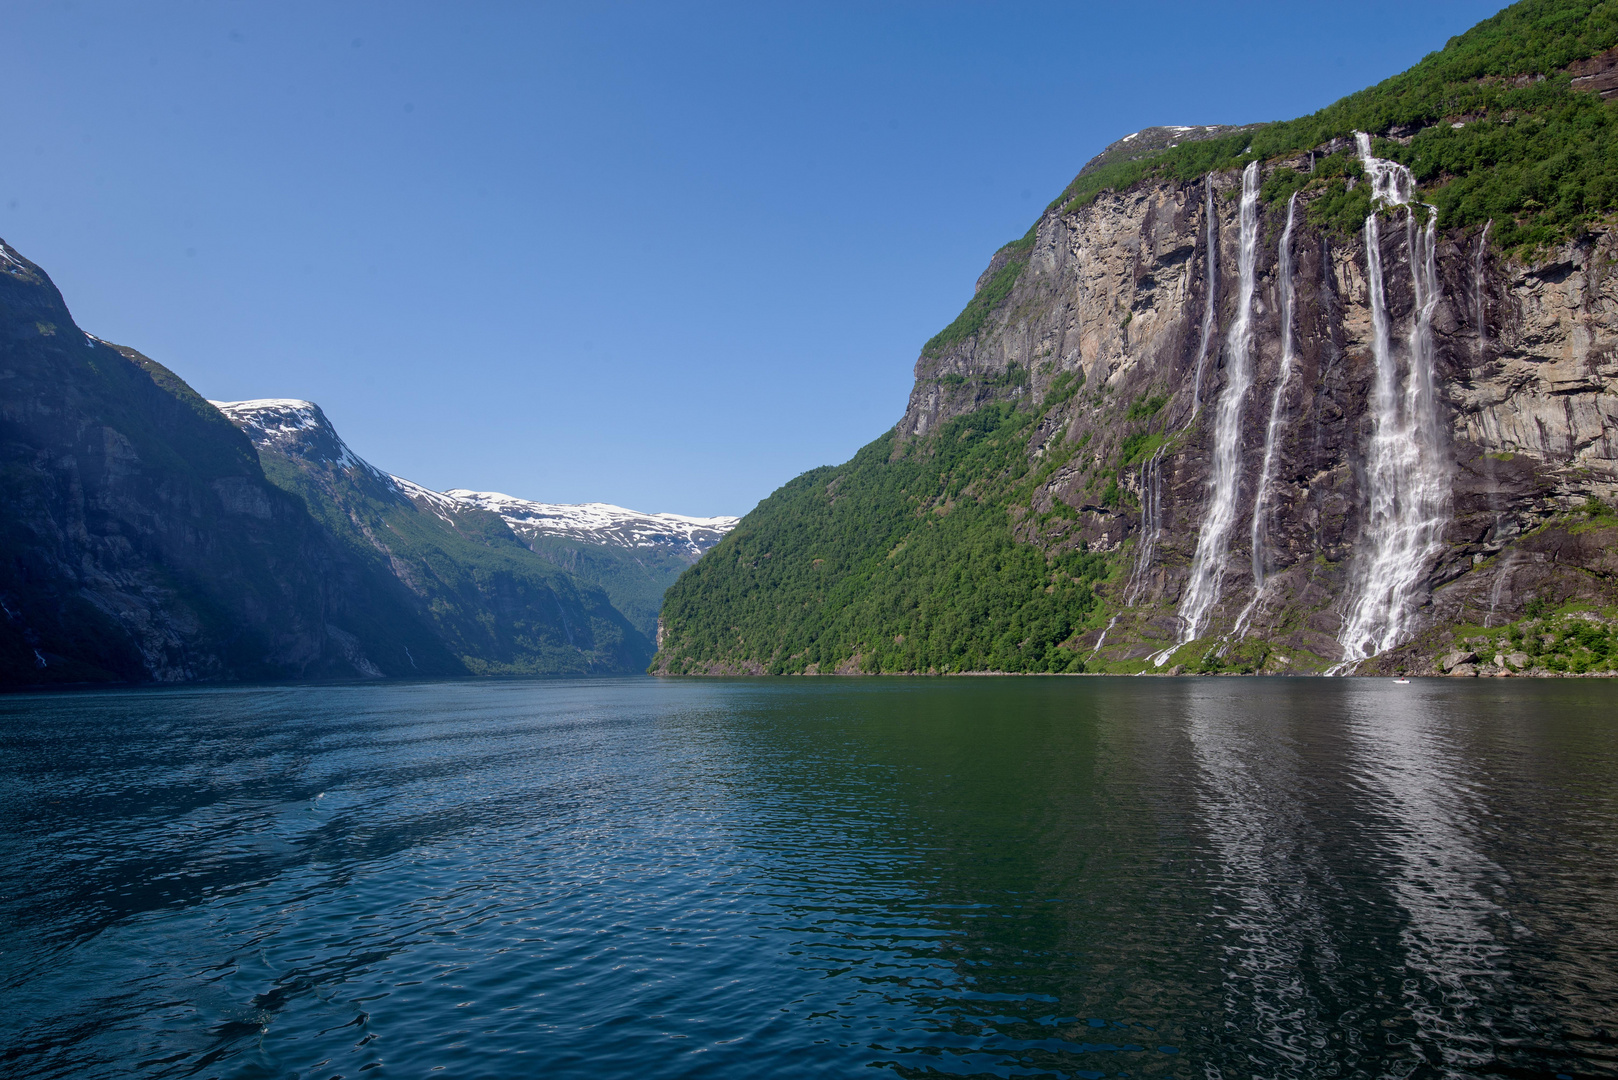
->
xmin=0 ymin=227 xmax=696 ymax=688
xmin=446 ymin=491 xmax=737 ymax=639
xmin=447 ymin=492 xmax=736 ymax=558
xmin=213 ymin=399 xmax=655 ymax=676
xmin=0 ymin=241 xmax=463 ymax=685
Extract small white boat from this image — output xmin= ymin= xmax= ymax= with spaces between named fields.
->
xmin=1393 ymin=677 xmax=1411 ymax=684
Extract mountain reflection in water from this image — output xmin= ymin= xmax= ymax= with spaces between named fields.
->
xmin=1 ymin=677 xmax=1614 ymax=1079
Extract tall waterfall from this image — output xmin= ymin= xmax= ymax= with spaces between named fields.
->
xmin=1474 ymin=220 xmax=1491 ymax=350
xmin=1249 ymin=192 xmax=1299 ymax=588
xmin=1335 ymin=134 xmax=1451 ymax=664
xmin=1177 ymin=160 xmax=1260 ymax=644
xmin=1189 ymin=175 xmax=1220 ymax=419
xmin=1125 ymin=445 xmax=1166 ymax=606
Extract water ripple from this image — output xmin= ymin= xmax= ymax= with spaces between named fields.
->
xmin=1 ymin=677 xmax=1614 ymax=1079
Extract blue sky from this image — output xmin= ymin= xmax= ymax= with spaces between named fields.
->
xmin=4 ymin=1 xmax=1504 ymax=516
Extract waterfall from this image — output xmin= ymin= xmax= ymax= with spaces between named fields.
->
xmin=1176 ymin=160 xmax=1260 ymax=645
xmin=1250 ymin=192 xmax=1299 ymax=589
xmin=1125 ymin=444 xmax=1166 ymax=605
xmin=1474 ymin=220 xmax=1491 ymax=350
xmin=1335 ymin=134 xmax=1451 ymax=665
xmin=1189 ymin=175 xmax=1220 ymax=419
xmin=1088 ymin=615 xmax=1119 ymax=662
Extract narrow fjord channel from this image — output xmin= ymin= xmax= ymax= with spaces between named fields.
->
xmin=3 ymin=678 xmax=1614 ymax=1080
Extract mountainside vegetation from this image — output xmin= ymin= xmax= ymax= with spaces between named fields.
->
xmin=0 ymin=246 xmax=462 ymax=685
xmin=238 ymin=411 xmax=655 ymax=677
xmin=656 ymin=404 xmax=1109 ymax=675
xmin=2 ymin=238 xmax=654 ymax=687
xmin=1056 ymin=0 xmax=1618 ymax=251
xmin=524 ymin=535 xmax=695 ymax=644
xmin=653 ymin=0 xmax=1618 ymax=679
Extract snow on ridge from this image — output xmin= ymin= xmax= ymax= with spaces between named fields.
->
xmin=211 ymin=398 xmax=367 ymax=471
xmin=210 ymin=398 xmax=735 ymax=555
xmin=389 ymin=474 xmax=462 ymax=513
xmin=445 ymin=489 xmax=738 ymax=554
xmin=211 ymin=398 xmax=324 ymax=431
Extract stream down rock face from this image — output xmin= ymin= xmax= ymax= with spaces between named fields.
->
xmin=897 ymin=162 xmax=1618 ymax=674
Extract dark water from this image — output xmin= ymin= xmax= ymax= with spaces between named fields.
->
xmin=1 ymin=678 xmax=1615 ymax=1080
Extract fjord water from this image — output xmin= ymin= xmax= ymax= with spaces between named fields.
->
xmin=2 ymin=679 xmax=1615 ymax=1079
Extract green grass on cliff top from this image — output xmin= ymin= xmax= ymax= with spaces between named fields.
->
xmin=1054 ymin=0 xmax=1618 ymax=251
xmin=925 ymin=0 xmax=1618 ymax=356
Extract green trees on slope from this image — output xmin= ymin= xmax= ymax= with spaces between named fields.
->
xmin=656 ymin=405 xmax=1108 ymax=675
xmin=1055 ymin=0 xmax=1618 ymax=251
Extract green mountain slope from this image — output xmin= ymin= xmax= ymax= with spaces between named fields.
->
xmin=1059 ymin=0 xmax=1618 ymax=250
xmin=0 ymin=242 xmax=464 ymax=686
xmin=657 ymin=404 xmax=1108 ymax=675
xmin=524 ymin=536 xmax=696 ymax=643
xmin=218 ymin=400 xmax=653 ymax=676
xmin=652 ymin=0 xmax=1618 ymax=678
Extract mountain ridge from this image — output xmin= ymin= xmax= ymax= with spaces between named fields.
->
xmin=653 ymin=0 xmax=1618 ymax=679
xmin=212 ymin=398 xmax=736 ymax=655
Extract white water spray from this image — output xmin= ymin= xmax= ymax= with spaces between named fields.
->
xmin=1177 ymin=160 xmax=1261 ymax=645
xmin=1335 ymin=134 xmax=1451 ymax=666
xmin=1189 ymin=175 xmax=1220 ymax=419
xmin=1474 ymin=220 xmax=1491 ymax=350
xmin=1088 ymin=615 xmax=1119 ymax=662
xmin=1233 ymin=192 xmax=1299 ymax=640
xmin=1125 ymin=445 xmax=1166 ymax=606
xmin=1250 ymin=192 xmax=1299 ymax=590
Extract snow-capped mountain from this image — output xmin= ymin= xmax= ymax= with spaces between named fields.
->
xmin=211 ymin=399 xmax=378 ymax=477
xmin=212 ymin=400 xmax=739 ymax=560
xmin=446 ymin=490 xmax=738 ymax=559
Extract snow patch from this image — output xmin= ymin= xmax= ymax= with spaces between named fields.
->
xmin=211 ymin=398 xmax=368 ymax=472
xmin=446 ymin=489 xmax=738 ymax=556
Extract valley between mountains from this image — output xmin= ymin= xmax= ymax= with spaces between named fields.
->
xmin=7 ymin=0 xmax=1618 ymax=687
xmin=0 ymin=251 xmax=734 ymax=685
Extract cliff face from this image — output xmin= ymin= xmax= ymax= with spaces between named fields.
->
xmin=0 ymin=241 xmax=459 ymax=686
xmin=896 ymin=154 xmax=1618 ymax=673
xmin=214 ymin=400 xmax=656 ymax=676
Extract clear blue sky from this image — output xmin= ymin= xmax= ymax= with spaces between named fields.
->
xmin=4 ymin=1 xmax=1504 ymax=517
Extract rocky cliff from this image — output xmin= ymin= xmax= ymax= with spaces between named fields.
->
xmin=896 ymin=149 xmax=1618 ymax=674
xmin=213 ymin=399 xmax=655 ymax=676
xmin=654 ymin=0 xmax=1618 ymax=677
xmin=0 ymin=241 xmax=462 ymax=685
xmin=0 ymin=233 xmax=659 ymax=688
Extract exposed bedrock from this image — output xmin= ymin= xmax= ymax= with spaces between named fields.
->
xmin=898 ymin=162 xmax=1618 ymax=672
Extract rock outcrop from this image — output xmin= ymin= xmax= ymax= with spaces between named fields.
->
xmin=0 ymin=241 xmax=461 ymax=685
xmin=897 ymin=152 xmax=1618 ymax=673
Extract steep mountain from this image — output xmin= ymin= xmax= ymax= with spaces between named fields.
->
xmin=655 ymin=0 xmax=1618 ymax=678
xmin=213 ymin=400 xmax=654 ymax=676
xmin=445 ymin=491 xmax=737 ymax=640
xmin=0 ymin=241 xmax=463 ymax=686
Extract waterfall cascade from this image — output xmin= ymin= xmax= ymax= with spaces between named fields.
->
xmin=1233 ymin=192 xmax=1299 ymax=640
xmin=1125 ymin=445 xmax=1166 ymax=606
xmin=1249 ymin=192 xmax=1299 ymax=590
xmin=1334 ymin=133 xmax=1451 ymax=665
xmin=1176 ymin=160 xmax=1261 ymax=646
xmin=1474 ymin=220 xmax=1491 ymax=350
xmin=1189 ymin=175 xmax=1220 ymax=419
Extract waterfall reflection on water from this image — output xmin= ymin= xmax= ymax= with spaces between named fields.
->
xmin=1187 ymin=691 xmax=1344 ymax=1073
xmin=1343 ymin=689 xmax=1513 ymax=1075
xmin=2 ymin=678 xmax=1614 ymax=1080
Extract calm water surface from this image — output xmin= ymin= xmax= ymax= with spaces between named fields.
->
xmin=1 ymin=677 xmax=1615 ymax=1079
